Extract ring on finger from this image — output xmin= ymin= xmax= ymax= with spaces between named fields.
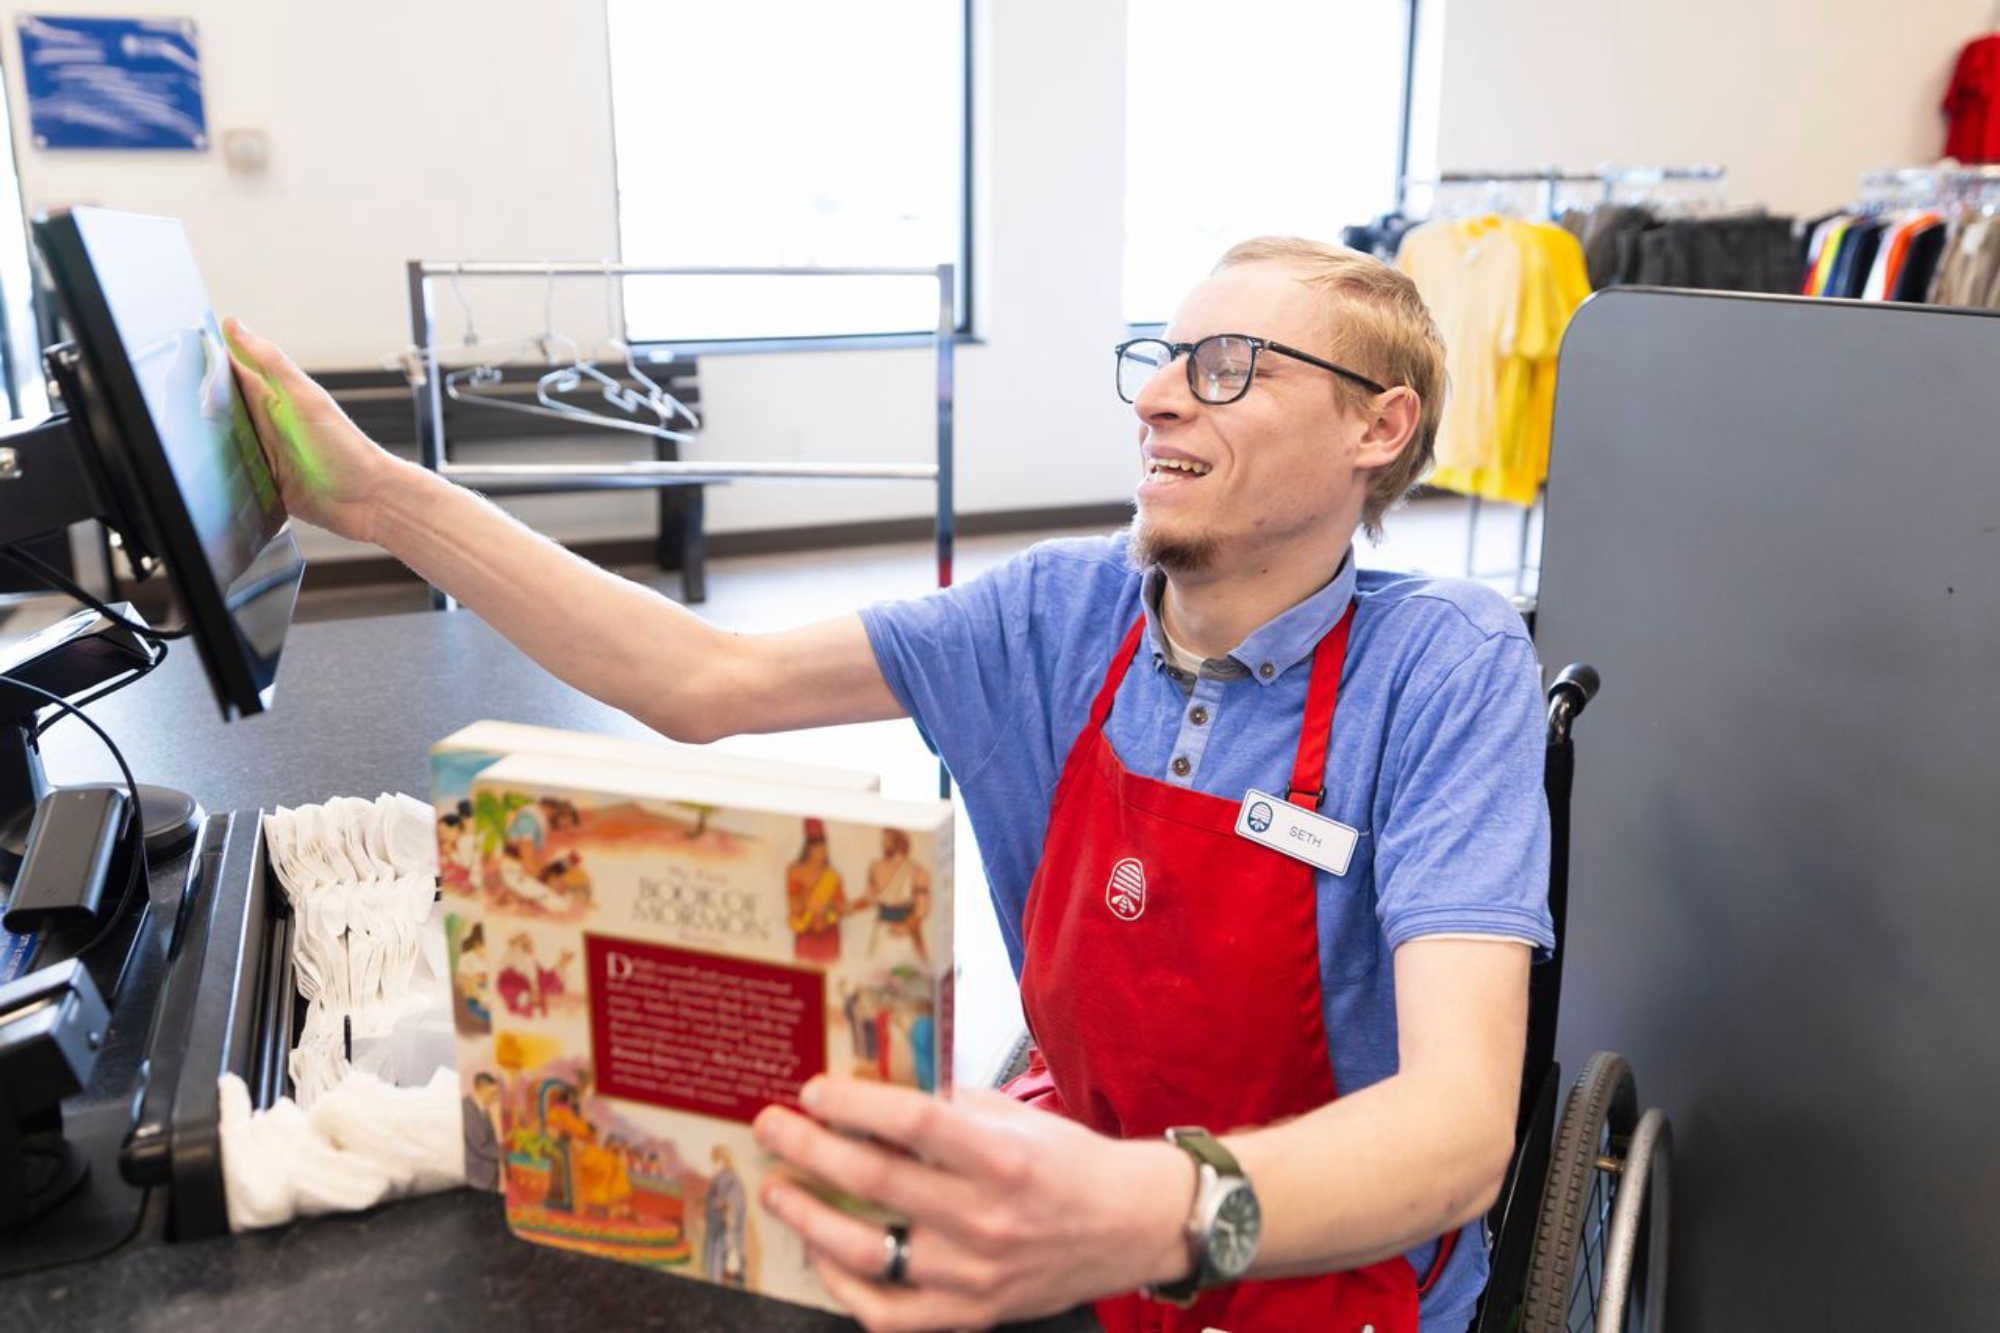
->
xmin=880 ymin=1222 xmax=911 ymax=1286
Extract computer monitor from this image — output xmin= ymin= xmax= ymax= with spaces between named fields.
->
xmin=33 ymin=206 xmax=304 ymax=721
xmin=0 ymin=211 xmax=306 ymax=1260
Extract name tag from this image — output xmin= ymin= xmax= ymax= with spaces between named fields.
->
xmin=1234 ymin=788 xmax=1359 ymax=875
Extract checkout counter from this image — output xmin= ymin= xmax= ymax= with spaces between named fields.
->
xmin=0 ymin=610 xmax=1086 ymax=1332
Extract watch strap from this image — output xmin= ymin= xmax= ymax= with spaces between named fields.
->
xmin=1146 ymin=1126 xmax=1244 ymax=1306
xmin=1166 ymin=1125 xmax=1241 ymax=1176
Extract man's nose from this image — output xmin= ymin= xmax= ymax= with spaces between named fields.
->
xmin=1133 ymin=352 xmax=1198 ymax=423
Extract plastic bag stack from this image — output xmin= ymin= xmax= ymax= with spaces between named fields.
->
xmin=217 ymin=1066 xmax=463 ymax=1232
xmin=261 ymin=793 xmax=452 ymax=1106
xmin=218 ymin=793 xmax=465 ymax=1233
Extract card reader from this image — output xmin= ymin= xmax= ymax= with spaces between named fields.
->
xmin=3 ymin=786 xmax=134 ymax=934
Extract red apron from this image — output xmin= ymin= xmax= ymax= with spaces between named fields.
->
xmin=1010 ymin=607 xmax=1455 ymax=1333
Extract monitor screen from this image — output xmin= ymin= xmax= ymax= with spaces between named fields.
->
xmin=35 ymin=207 xmax=304 ymax=720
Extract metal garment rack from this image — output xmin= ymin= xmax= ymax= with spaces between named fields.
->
xmin=1400 ymin=163 xmax=1727 ymax=220
xmin=1855 ymin=162 xmax=2000 ymax=210
xmin=1397 ymin=165 xmax=1727 ymax=592
xmin=1859 ymin=162 xmax=2000 ymax=189
xmin=402 ymin=261 xmax=957 ymax=612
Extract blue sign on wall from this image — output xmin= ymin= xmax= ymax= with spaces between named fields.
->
xmin=18 ymin=15 xmax=208 ymax=151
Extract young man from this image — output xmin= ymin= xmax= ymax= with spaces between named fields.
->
xmin=227 ymin=236 xmax=1549 ymax=1333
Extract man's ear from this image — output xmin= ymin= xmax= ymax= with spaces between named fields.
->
xmin=1352 ymin=386 xmax=1420 ymax=470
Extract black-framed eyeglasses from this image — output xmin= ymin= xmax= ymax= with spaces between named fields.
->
xmin=1114 ymin=333 xmax=1389 ymax=405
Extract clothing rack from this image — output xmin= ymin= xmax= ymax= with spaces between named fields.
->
xmin=1807 ymin=165 xmax=2000 ymax=315
xmin=1854 ymin=163 xmax=2000 ymax=210
xmin=1395 ymin=165 xmax=1724 ymax=592
xmin=1399 ymin=164 xmax=1726 ymax=218
xmin=402 ymin=260 xmax=957 ymax=611
xmin=1858 ymin=163 xmax=2000 ymax=188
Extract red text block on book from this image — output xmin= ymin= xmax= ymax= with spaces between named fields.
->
xmin=585 ymin=933 xmax=827 ymax=1124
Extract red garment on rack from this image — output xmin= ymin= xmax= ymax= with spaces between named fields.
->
xmin=1944 ymin=35 xmax=2000 ymax=163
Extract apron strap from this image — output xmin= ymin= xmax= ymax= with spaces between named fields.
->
xmin=1415 ymin=1225 xmax=1460 ymax=1297
xmin=1088 ymin=617 xmax=1149 ymax=730
xmin=1285 ymin=602 xmax=1356 ymax=810
xmin=1093 ymin=602 xmax=1353 ymax=807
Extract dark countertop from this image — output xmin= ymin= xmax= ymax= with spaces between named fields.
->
xmin=0 ymin=608 xmax=1090 ymax=1333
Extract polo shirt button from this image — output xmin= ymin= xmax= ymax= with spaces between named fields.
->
xmin=1258 ymin=662 xmax=1275 ymax=679
xmin=1188 ymin=705 xmax=1208 ymax=725
xmin=1170 ymin=756 xmax=1191 ymax=777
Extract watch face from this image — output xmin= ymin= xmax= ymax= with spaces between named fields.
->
xmin=1207 ymin=1185 xmax=1262 ymax=1279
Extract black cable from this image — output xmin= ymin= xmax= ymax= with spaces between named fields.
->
xmin=0 ymin=672 xmax=146 ymax=959
xmin=0 ymin=543 xmax=192 ymax=640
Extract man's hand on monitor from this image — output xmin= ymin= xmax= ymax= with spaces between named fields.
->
xmin=224 ymin=317 xmax=394 ymax=544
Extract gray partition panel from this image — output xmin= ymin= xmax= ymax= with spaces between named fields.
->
xmin=1533 ymin=289 xmax=2000 ymax=1330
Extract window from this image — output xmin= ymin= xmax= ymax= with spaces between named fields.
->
xmin=605 ymin=0 xmax=970 ymax=345
xmin=1123 ymin=0 xmax=1413 ymax=326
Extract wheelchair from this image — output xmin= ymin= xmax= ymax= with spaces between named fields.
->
xmin=1472 ymin=663 xmax=1672 ymax=1333
xmin=990 ymin=663 xmax=1674 ymax=1331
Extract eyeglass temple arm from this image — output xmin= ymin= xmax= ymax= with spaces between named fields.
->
xmin=1262 ymin=340 xmax=1389 ymax=395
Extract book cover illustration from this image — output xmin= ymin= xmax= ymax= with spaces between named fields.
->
xmin=447 ymin=751 xmax=951 ymax=1313
xmin=428 ymin=719 xmax=878 ymax=1187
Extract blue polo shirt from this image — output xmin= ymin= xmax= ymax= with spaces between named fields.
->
xmin=860 ymin=531 xmax=1552 ymax=1330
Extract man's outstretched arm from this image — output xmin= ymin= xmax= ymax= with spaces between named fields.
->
xmin=226 ymin=319 xmax=904 ymax=743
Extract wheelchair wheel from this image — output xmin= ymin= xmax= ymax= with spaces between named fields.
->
xmin=1521 ymin=1051 xmax=1649 ymax=1333
xmin=1597 ymin=1108 xmax=1672 ymax=1333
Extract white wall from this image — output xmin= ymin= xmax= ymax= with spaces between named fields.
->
xmin=1 ymin=0 xmax=1136 ymax=559
xmin=674 ymin=0 xmax=1134 ymax=540
xmin=2 ymin=0 xmax=624 ymax=362
xmin=3 ymin=0 xmax=1989 ymax=558
xmin=1430 ymin=0 xmax=1990 ymax=215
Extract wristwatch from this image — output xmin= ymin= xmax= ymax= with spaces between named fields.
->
xmin=1145 ymin=1126 xmax=1262 ymax=1306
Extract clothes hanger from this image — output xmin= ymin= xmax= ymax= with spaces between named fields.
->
xmin=445 ymin=365 xmax=694 ymax=443
xmin=526 ymin=261 xmax=641 ymax=415
xmin=530 ymin=262 xmax=702 ymax=433
xmin=444 ymin=264 xmax=694 ymax=442
xmin=592 ymin=260 xmax=700 ymax=431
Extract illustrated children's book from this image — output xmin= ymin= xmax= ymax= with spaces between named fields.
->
xmin=440 ymin=739 xmax=952 ymax=1313
xmin=431 ymin=719 xmax=879 ymax=1143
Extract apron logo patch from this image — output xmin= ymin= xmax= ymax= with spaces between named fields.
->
xmin=1105 ymin=857 xmax=1146 ymax=921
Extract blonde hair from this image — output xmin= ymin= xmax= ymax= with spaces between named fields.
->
xmin=1213 ymin=236 xmax=1447 ymax=538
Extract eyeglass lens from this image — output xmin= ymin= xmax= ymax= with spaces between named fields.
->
xmin=1117 ymin=336 xmax=1258 ymax=404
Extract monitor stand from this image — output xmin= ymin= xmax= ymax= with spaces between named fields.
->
xmin=0 ymin=719 xmax=202 ymax=872
xmin=0 ymin=608 xmax=205 ymax=877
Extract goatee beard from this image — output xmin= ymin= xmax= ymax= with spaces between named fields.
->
xmin=1126 ymin=515 xmax=1219 ymax=575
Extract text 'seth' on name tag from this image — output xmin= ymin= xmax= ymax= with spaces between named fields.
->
xmin=1234 ymin=788 xmax=1358 ymax=875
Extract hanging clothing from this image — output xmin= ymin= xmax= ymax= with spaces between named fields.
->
xmin=1828 ymin=217 xmax=1887 ymax=299
xmin=1397 ymin=217 xmax=1588 ymax=505
xmin=1944 ymin=35 xmax=2000 ymax=164
xmin=1794 ymin=208 xmax=1991 ymax=307
xmin=1397 ymin=217 xmax=1519 ymax=495
xmin=1343 ymin=211 xmax=1419 ymax=262
xmin=1862 ymin=212 xmax=1943 ymax=301
xmin=1804 ymin=216 xmax=1851 ymax=295
xmin=1891 ymin=220 xmax=1950 ymax=301
xmin=1579 ymin=204 xmax=1653 ymax=288
xmin=1574 ymin=207 xmax=1800 ymax=293
xmin=1928 ymin=215 xmax=2000 ymax=307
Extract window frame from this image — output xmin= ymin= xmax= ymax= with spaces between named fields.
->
xmin=607 ymin=0 xmax=976 ymax=356
xmin=1122 ymin=0 xmax=1422 ymax=335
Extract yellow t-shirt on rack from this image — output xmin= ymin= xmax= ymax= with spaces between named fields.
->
xmin=1397 ymin=216 xmax=1519 ymax=482
xmin=1518 ymin=222 xmax=1591 ymax=499
xmin=1421 ymin=219 xmax=1589 ymax=505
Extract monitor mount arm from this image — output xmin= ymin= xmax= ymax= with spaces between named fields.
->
xmin=0 ymin=345 xmax=202 ymax=873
